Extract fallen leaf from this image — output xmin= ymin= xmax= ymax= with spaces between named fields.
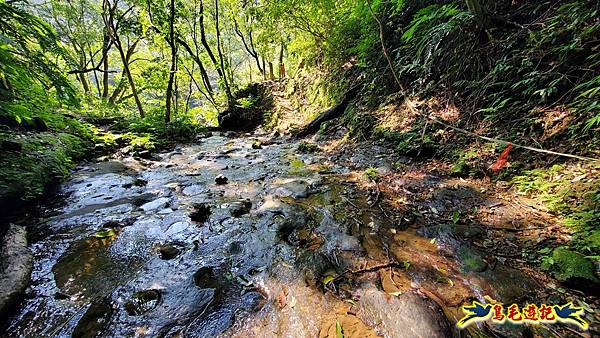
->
xmin=93 ymin=229 xmax=117 ymax=238
xmin=323 ymin=275 xmax=335 ymax=285
xmin=289 ymin=296 xmax=297 ymax=308
xmin=336 ymin=320 xmax=344 ymax=338
xmin=276 ymin=290 xmax=287 ymax=309
xmin=490 ymin=143 xmax=512 ymax=172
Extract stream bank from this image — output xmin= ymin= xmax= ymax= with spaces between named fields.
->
xmin=1 ymin=130 xmax=597 ymax=337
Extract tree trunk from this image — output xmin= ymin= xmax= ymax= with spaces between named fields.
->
xmin=214 ymin=0 xmax=233 ymax=104
xmin=109 ymin=40 xmax=139 ymax=104
xmin=268 ymin=62 xmax=274 ymax=80
xmin=278 ymin=42 xmax=286 ymax=79
xmin=116 ymin=41 xmax=144 ymax=118
xmin=101 ymin=29 xmax=110 ymax=99
xmin=295 ymin=85 xmax=360 ymax=137
xmin=176 ymin=37 xmax=214 ymax=102
xmin=165 ymin=0 xmax=177 ymax=123
xmin=198 ymin=0 xmax=233 ymax=103
xmin=465 ymin=0 xmax=486 ymax=27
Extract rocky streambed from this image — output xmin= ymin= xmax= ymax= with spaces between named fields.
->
xmin=1 ymin=131 xmax=592 ymax=337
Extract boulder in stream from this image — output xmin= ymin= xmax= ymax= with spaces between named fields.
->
xmin=0 ymin=224 xmax=32 ymax=315
xmin=356 ymin=289 xmax=452 ymax=338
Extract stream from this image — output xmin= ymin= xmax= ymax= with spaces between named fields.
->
xmin=1 ymin=131 xmax=562 ymax=337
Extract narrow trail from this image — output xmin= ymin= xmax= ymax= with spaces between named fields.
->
xmin=2 ymin=130 xmax=596 ymax=337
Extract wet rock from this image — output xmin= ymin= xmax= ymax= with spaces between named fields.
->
xmin=482 ymin=264 xmax=540 ymax=304
xmin=190 ymin=203 xmax=211 ymax=223
xmin=227 ymin=241 xmax=244 ymax=255
xmin=140 ymin=197 xmax=171 ymax=212
xmin=54 ymin=291 xmax=70 ymax=300
xmin=133 ymin=178 xmax=148 ymax=187
xmin=136 ymin=150 xmax=155 ymax=160
xmin=252 ymin=141 xmax=262 ymax=149
xmin=456 ymin=246 xmax=487 ymax=273
xmin=0 ymin=225 xmax=32 ymax=315
xmin=230 ymin=199 xmax=252 ymax=217
xmin=1 ymin=140 xmax=22 ymax=152
xmin=101 ymin=218 xmax=135 ymax=229
xmin=124 ymin=289 xmax=161 ymax=316
xmin=194 ymin=267 xmax=223 ymax=298
xmin=157 ymin=244 xmax=181 ymax=260
xmin=215 ymin=175 xmax=228 ymax=185
xmin=357 ymin=289 xmax=451 ymax=338
xmin=72 ymin=297 xmax=113 ymax=338
xmin=272 ymin=179 xmax=318 ymax=199
xmin=130 ymin=193 xmax=156 ymax=207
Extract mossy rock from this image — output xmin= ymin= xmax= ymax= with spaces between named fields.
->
xmin=456 ymin=246 xmax=487 ymax=273
xmin=545 ymin=247 xmax=599 ymax=290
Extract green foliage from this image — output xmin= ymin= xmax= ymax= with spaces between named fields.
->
xmin=0 ymin=127 xmax=93 ymax=206
xmin=364 ymin=167 xmax=379 ymax=182
xmin=297 ymin=142 xmax=319 ymax=153
xmin=541 ymin=247 xmax=599 ymax=285
xmin=513 ymin=164 xmax=600 ymax=257
xmin=0 ymin=2 xmax=78 ymax=110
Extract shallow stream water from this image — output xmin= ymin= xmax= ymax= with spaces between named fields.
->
xmin=2 ymin=132 xmax=555 ymax=337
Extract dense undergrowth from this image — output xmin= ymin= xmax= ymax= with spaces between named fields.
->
xmin=282 ymin=0 xmax=600 ymax=283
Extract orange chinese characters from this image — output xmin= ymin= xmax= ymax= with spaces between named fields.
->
xmin=491 ymin=304 xmax=505 ymax=322
xmin=507 ymin=304 xmax=523 ymax=322
xmin=522 ymin=304 xmax=539 ymax=322
xmin=539 ymin=304 xmax=556 ymax=321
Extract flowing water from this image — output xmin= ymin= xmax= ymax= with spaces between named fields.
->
xmin=2 ymin=131 xmax=557 ymax=337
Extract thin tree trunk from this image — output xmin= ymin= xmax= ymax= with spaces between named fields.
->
xmin=199 ymin=0 xmax=233 ymax=102
xmin=101 ymin=29 xmax=111 ymax=98
xmin=465 ymin=0 xmax=486 ymax=28
xmin=103 ymin=0 xmax=144 ymax=117
xmin=268 ymin=62 xmax=274 ymax=80
xmin=176 ymin=37 xmax=214 ymax=102
xmin=165 ymin=0 xmax=177 ymax=123
xmin=278 ymin=42 xmax=285 ymax=79
xmin=109 ymin=40 xmax=139 ymax=104
xmin=214 ymin=0 xmax=233 ymax=104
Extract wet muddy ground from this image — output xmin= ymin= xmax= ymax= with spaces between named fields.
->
xmin=1 ymin=131 xmax=598 ymax=337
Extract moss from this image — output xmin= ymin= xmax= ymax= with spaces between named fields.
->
xmin=456 ymin=246 xmax=487 ymax=273
xmin=543 ymin=247 xmax=599 ymax=286
xmin=0 ymin=111 xmax=97 ymax=212
xmin=363 ymin=167 xmax=379 ymax=182
xmin=297 ymin=142 xmax=319 ymax=153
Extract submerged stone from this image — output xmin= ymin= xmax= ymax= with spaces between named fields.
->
xmin=190 ymin=203 xmax=211 ymax=223
xmin=157 ymin=244 xmax=180 ymax=260
xmin=215 ymin=175 xmax=228 ymax=185
xmin=124 ymin=289 xmax=161 ymax=316
xmin=72 ymin=298 xmax=113 ymax=338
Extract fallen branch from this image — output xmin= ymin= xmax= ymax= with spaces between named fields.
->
xmin=295 ymin=85 xmax=360 ymax=137
xmin=331 ymin=261 xmax=405 ymax=283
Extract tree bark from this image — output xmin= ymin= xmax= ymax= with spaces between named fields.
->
xmin=214 ymin=0 xmax=233 ymax=104
xmin=278 ymin=42 xmax=285 ymax=79
xmin=101 ymin=29 xmax=111 ymax=99
xmin=104 ymin=0 xmax=145 ymax=118
xmin=176 ymin=37 xmax=214 ymax=102
xmin=465 ymin=0 xmax=487 ymax=28
xmin=268 ymin=62 xmax=274 ymax=80
xmin=165 ymin=0 xmax=177 ymax=123
xmin=295 ymin=85 xmax=360 ymax=137
xmin=198 ymin=0 xmax=233 ymax=103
